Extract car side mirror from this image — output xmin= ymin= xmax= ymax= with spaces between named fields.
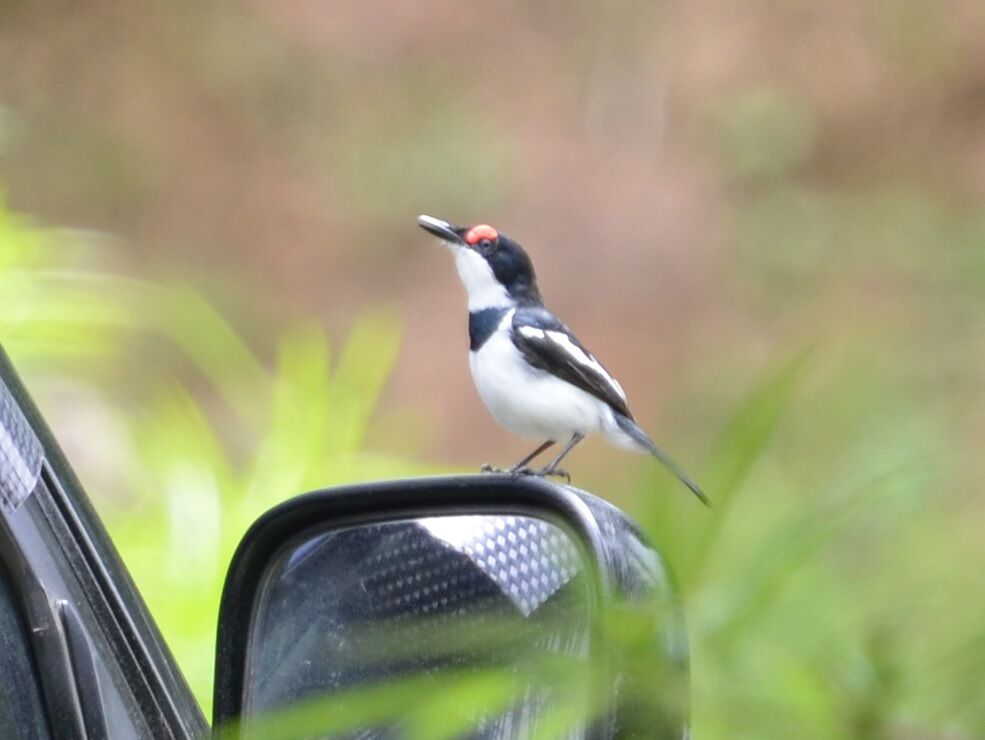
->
xmin=213 ymin=476 xmax=689 ymax=739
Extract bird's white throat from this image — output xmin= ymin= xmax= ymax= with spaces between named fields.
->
xmin=451 ymin=244 xmax=513 ymax=311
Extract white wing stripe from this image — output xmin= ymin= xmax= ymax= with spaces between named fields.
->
xmin=517 ymin=325 xmax=627 ymax=403
xmin=544 ymin=330 xmax=626 ymax=402
xmin=518 ymin=326 xmax=545 ymax=340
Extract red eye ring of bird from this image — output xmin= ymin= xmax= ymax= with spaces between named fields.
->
xmin=465 ymin=224 xmax=498 ymax=245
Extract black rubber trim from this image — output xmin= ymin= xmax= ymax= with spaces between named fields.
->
xmin=59 ymin=601 xmax=110 ymax=740
xmin=0 ymin=500 xmax=88 ymax=740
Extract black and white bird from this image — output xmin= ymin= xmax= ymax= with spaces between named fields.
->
xmin=418 ymin=214 xmax=708 ymax=505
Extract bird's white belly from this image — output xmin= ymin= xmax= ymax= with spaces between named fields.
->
xmin=469 ymin=324 xmax=605 ymax=440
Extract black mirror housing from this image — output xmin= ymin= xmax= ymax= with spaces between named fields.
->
xmin=214 ymin=475 xmax=689 ymax=739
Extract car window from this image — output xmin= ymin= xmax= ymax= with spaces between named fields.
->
xmin=0 ymin=562 xmax=52 ymax=740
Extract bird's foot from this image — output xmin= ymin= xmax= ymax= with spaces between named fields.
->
xmin=540 ymin=467 xmax=571 ymax=484
xmin=483 ymin=464 xmax=571 ymax=483
xmin=518 ymin=466 xmax=571 ymax=483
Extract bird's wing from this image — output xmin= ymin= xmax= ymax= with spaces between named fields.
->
xmin=512 ymin=307 xmax=633 ymax=418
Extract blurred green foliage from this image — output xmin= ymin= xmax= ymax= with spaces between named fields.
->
xmin=2 ymin=176 xmax=982 ymax=738
xmin=3 ymin=0 xmax=984 ymax=735
xmin=222 ymin=655 xmax=599 ymax=740
xmin=0 ymin=189 xmax=985 ymax=738
xmin=0 ymin=191 xmax=133 ymax=365
xmin=113 ymin=309 xmax=426 ymax=710
xmin=0 ymin=193 xmax=430 ymax=711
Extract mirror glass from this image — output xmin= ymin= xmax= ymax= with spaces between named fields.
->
xmin=241 ymin=514 xmax=594 ymax=738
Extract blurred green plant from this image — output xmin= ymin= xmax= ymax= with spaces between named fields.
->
xmin=4 ymin=191 xmax=983 ymax=738
xmin=629 ymin=347 xmax=976 ymax=738
xmin=0 ymin=190 xmax=134 ymax=367
xmin=110 ymin=309 xmax=429 ymax=710
xmin=220 ymin=657 xmax=595 ymax=740
xmin=0 ymin=192 xmax=429 ymax=712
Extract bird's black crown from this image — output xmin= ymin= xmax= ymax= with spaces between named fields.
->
xmin=479 ymin=231 xmax=542 ymax=306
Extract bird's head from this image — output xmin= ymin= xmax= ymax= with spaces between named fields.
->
xmin=418 ymin=214 xmax=542 ymax=311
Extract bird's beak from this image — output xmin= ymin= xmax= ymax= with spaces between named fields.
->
xmin=417 ymin=214 xmax=465 ymax=246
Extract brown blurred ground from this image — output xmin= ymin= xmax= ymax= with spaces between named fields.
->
xmin=1 ymin=0 xmax=984 ymax=482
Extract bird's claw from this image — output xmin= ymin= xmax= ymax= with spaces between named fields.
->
xmin=512 ymin=466 xmax=571 ymax=483
xmin=540 ymin=467 xmax=571 ymax=483
xmin=482 ymin=464 xmax=571 ymax=484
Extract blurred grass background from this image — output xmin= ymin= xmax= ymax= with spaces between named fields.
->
xmin=2 ymin=1 xmax=984 ymax=737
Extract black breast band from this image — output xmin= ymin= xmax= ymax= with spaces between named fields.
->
xmin=469 ymin=307 xmax=509 ymax=351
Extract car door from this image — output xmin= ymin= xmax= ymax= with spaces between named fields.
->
xmin=0 ymin=346 xmax=208 ymax=740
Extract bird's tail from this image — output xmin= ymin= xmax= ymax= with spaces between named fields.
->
xmin=612 ymin=413 xmax=710 ymax=506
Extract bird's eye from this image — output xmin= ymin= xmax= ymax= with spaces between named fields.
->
xmin=465 ymin=223 xmax=499 ymax=248
xmin=478 ymin=238 xmax=494 ymax=253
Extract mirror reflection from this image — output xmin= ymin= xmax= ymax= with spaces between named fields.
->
xmin=243 ymin=514 xmax=594 ymax=738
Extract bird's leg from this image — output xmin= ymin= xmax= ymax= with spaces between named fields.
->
xmin=480 ymin=440 xmax=555 ymax=475
xmin=535 ymin=433 xmax=585 ymax=483
xmin=506 ymin=440 xmax=556 ymax=475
